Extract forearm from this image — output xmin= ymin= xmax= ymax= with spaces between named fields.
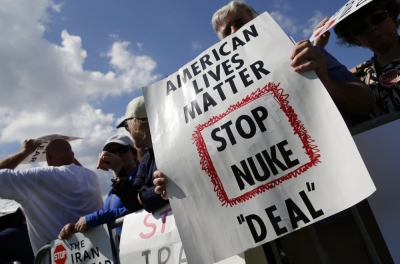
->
xmin=139 ymin=186 xmax=169 ymax=213
xmin=320 ymin=76 xmax=375 ymax=114
xmin=0 ymin=151 xmax=30 ymax=170
xmin=85 ymin=208 xmax=128 ymax=228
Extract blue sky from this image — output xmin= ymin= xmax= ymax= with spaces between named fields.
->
xmin=0 ymin=0 xmax=374 ymax=197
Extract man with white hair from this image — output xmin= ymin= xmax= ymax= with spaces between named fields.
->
xmin=0 ymin=139 xmax=103 ymax=255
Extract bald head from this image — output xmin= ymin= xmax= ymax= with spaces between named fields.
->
xmin=46 ymin=139 xmax=74 ymax=166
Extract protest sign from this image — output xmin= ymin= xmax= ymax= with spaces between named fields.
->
xmin=143 ymin=12 xmax=375 ymax=264
xmin=21 ymin=134 xmax=81 ymax=164
xmin=119 ymin=205 xmax=246 ymax=264
xmin=0 ymin=199 xmax=20 ymax=217
xmin=309 ymin=0 xmax=373 ymax=42
xmin=51 ymin=224 xmax=113 ymax=264
xmin=353 ymin=119 xmax=400 ymax=263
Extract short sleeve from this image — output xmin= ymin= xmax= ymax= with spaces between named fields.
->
xmin=0 ymin=168 xmax=38 ymax=205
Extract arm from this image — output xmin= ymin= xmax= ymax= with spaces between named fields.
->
xmin=290 ymin=40 xmax=375 ymax=114
xmin=0 ymin=140 xmax=41 ymax=170
xmin=85 ymin=207 xmax=128 ymax=229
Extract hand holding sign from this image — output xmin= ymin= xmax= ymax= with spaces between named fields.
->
xmin=153 ymin=170 xmax=168 ymax=200
xmin=21 ymin=139 xmax=42 ymax=155
xmin=313 ymin=17 xmax=331 ymax=49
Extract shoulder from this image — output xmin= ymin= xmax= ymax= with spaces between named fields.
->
xmin=354 ymin=58 xmax=373 ymax=78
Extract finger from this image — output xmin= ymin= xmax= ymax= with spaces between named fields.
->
xmin=291 ymin=46 xmax=313 ymax=68
xmin=161 ymin=190 xmax=169 ymax=200
xmin=314 ymin=17 xmax=329 ymax=32
xmin=290 ymin=40 xmax=311 ymax=60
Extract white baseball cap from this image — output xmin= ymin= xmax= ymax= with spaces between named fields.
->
xmin=116 ymin=96 xmax=147 ymax=128
xmin=103 ymin=134 xmax=134 ymax=150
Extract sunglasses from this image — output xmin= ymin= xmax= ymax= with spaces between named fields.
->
xmin=351 ymin=10 xmax=388 ymax=36
xmin=107 ymin=146 xmax=131 ymax=155
xmin=122 ymin=117 xmax=148 ymax=132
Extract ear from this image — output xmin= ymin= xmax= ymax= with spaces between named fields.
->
xmin=46 ymin=154 xmax=52 ymax=166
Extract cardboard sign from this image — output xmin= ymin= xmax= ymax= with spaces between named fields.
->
xmin=21 ymin=134 xmax=81 ymax=164
xmin=309 ymin=0 xmax=373 ymax=42
xmin=119 ymin=205 xmax=246 ymax=264
xmin=0 ymin=199 xmax=20 ymax=217
xmin=51 ymin=224 xmax=114 ymax=264
xmin=143 ymin=12 xmax=375 ymax=264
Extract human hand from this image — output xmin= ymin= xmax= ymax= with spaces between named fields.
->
xmin=21 ymin=139 xmax=41 ymax=155
xmin=58 ymin=223 xmax=77 ymax=240
xmin=153 ymin=170 xmax=168 ymax=200
xmin=290 ymin=40 xmax=329 ymax=81
xmin=313 ymin=17 xmax=331 ymax=49
xmin=75 ymin=216 xmax=88 ymax=233
xmin=97 ymin=151 xmax=123 ymax=174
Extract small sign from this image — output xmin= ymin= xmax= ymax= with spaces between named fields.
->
xmin=51 ymin=224 xmax=114 ymax=264
xmin=21 ymin=134 xmax=81 ymax=164
xmin=309 ymin=0 xmax=373 ymax=42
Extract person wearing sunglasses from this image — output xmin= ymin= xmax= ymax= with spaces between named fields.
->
xmin=59 ymin=135 xmax=142 ymax=263
xmin=116 ymin=96 xmax=169 ymax=213
xmin=334 ymin=0 xmax=400 ymax=120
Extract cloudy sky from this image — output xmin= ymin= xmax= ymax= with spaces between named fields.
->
xmin=0 ymin=0 xmax=372 ymax=198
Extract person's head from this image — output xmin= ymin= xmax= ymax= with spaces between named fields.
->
xmin=46 ymin=139 xmax=74 ymax=166
xmin=103 ymin=134 xmax=138 ymax=172
xmin=116 ymin=96 xmax=152 ymax=149
xmin=212 ymin=0 xmax=258 ymax=40
xmin=334 ymin=0 xmax=400 ymax=49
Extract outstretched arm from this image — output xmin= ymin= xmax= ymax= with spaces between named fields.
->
xmin=0 ymin=139 xmax=41 ymax=170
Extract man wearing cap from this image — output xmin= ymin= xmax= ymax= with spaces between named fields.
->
xmin=116 ymin=96 xmax=169 ymax=213
xmin=59 ymin=134 xmax=141 ymax=262
xmin=0 ymin=139 xmax=103 ymax=255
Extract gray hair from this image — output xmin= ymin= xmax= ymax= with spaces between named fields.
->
xmin=212 ymin=0 xmax=258 ymax=39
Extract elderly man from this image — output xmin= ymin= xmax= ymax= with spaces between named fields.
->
xmin=0 ymin=139 xmax=103 ymax=255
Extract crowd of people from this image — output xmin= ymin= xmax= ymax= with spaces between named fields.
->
xmin=1 ymin=0 xmax=399 ymax=263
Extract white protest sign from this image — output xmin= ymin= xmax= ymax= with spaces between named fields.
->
xmin=51 ymin=224 xmax=113 ymax=264
xmin=353 ymin=119 xmax=400 ymax=263
xmin=119 ymin=205 xmax=246 ymax=264
xmin=21 ymin=134 xmax=81 ymax=164
xmin=309 ymin=0 xmax=373 ymax=42
xmin=0 ymin=198 xmax=21 ymax=217
xmin=143 ymin=12 xmax=375 ymax=264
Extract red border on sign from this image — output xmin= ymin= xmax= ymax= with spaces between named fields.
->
xmin=192 ymin=82 xmax=321 ymax=206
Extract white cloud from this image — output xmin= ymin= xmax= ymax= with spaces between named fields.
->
xmin=0 ymin=0 xmax=161 ymax=197
xmin=302 ymin=10 xmax=326 ymax=38
xmin=270 ymin=11 xmax=301 ymax=35
xmin=137 ymin=42 xmax=143 ymax=50
xmin=51 ymin=2 xmax=64 ymax=13
xmin=272 ymin=0 xmax=290 ymax=11
xmin=192 ymin=42 xmax=202 ymax=51
xmin=270 ymin=10 xmax=327 ymax=40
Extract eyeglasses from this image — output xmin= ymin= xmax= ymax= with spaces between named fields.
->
xmin=351 ymin=10 xmax=388 ymax=36
xmin=122 ymin=117 xmax=148 ymax=132
xmin=106 ymin=146 xmax=131 ymax=155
